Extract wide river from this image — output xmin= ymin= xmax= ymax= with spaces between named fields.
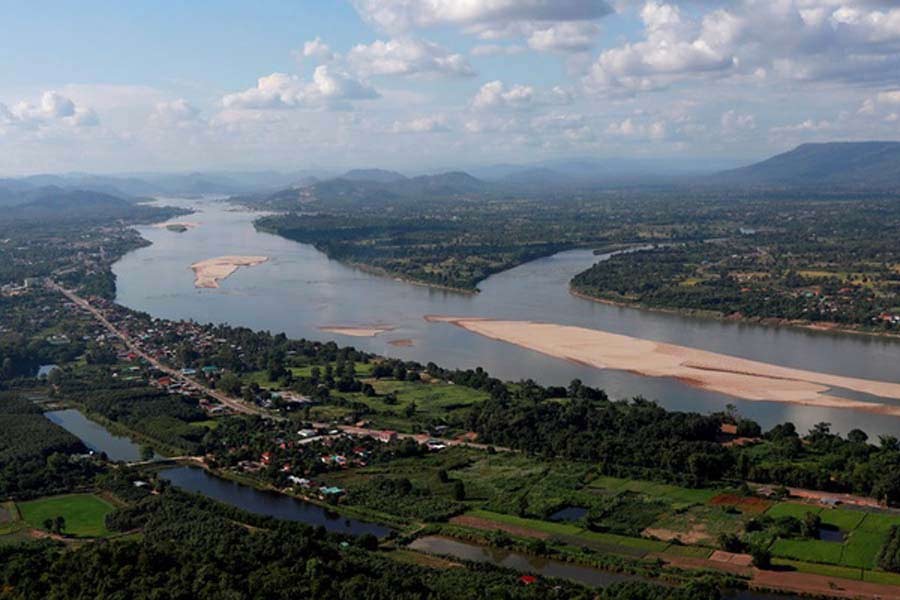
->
xmin=114 ymin=199 xmax=900 ymax=437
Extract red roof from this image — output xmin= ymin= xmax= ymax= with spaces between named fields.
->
xmin=520 ymin=575 xmax=537 ymax=585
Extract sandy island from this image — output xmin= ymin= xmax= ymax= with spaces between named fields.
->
xmin=425 ymin=316 xmax=900 ymax=415
xmin=154 ymin=221 xmax=200 ymax=230
xmin=319 ymin=325 xmax=394 ymax=338
xmin=191 ymin=256 xmax=268 ymax=289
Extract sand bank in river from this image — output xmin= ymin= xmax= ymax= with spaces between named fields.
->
xmin=191 ymin=256 xmax=268 ymax=288
xmin=425 ymin=316 xmax=900 ymax=415
xmin=319 ymin=325 xmax=395 ymax=338
xmin=153 ymin=221 xmax=200 ymax=230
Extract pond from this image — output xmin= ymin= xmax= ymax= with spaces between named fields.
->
xmin=818 ymin=526 xmax=845 ymax=543
xmin=158 ymin=465 xmax=391 ymax=538
xmin=549 ymin=506 xmax=588 ymax=522
xmin=45 ymin=409 xmax=151 ymax=462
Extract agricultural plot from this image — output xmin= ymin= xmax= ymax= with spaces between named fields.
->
xmin=770 ymin=538 xmax=844 ymax=565
xmin=764 ymin=502 xmax=821 ymax=520
xmin=645 ymin=504 xmax=745 ymax=545
xmin=587 ymin=476 xmax=719 ymax=508
xmin=18 ymin=493 xmax=115 ymax=538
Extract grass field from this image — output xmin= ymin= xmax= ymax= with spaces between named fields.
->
xmin=772 ymin=558 xmax=863 ymax=581
xmin=18 ymin=493 xmax=115 ymax=538
xmin=587 ymin=476 xmax=719 ymax=508
xmin=0 ymin=501 xmax=23 ymax=536
xmin=840 ymin=530 xmax=886 ymax=568
xmin=819 ymin=508 xmax=866 ymax=531
xmin=465 ymin=509 xmax=582 ymax=536
xmin=764 ymin=502 xmax=820 ymax=520
xmin=770 ymin=538 xmax=844 ymax=564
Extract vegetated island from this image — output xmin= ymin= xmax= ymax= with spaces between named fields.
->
xmin=426 ymin=316 xmax=900 ymax=414
xmin=319 ymin=325 xmax=394 ymax=338
xmin=190 ymin=255 xmax=268 ymax=289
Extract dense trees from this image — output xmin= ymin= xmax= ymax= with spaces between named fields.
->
xmin=0 ymin=393 xmax=98 ymax=499
xmin=0 ymin=491 xmax=595 ymax=600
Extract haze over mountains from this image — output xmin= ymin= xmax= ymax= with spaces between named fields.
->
xmin=1 ymin=142 xmax=899 ymax=212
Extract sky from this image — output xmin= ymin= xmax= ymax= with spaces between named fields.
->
xmin=2 ymin=0 xmax=900 ymax=175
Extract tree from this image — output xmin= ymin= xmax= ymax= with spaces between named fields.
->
xmin=452 ymin=480 xmax=466 ymax=501
xmin=750 ymin=545 xmax=771 ymax=569
xmin=140 ymin=445 xmax=155 ymax=462
xmin=54 ymin=516 xmax=66 ymax=535
xmin=42 ymin=518 xmax=54 ymax=532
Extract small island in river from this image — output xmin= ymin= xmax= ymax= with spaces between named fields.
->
xmin=191 ymin=255 xmax=268 ymax=289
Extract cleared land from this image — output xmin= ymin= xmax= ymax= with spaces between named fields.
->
xmin=18 ymin=493 xmax=115 ymax=538
xmin=190 ymin=255 xmax=268 ymax=288
xmin=427 ymin=316 xmax=900 ymax=414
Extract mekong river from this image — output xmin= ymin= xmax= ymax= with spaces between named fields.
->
xmin=114 ymin=199 xmax=900 ymax=437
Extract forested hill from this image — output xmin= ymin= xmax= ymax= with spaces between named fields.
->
xmin=243 ymin=170 xmax=490 ymax=210
xmin=0 ymin=187 xmax=180 ymax=224
xmin=712 ymin=141 xmax=900 ymax=188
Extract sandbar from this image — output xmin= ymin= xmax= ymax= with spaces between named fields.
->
xmin=319 ymin=325 xmax=394 ymax=338
xmin=426 ymin=316 xmax=900 ymax=415
xmin=191 ymin=256 xmax=268 ymax=289
xmin=154 ymin=221 xmax=200 ymax=230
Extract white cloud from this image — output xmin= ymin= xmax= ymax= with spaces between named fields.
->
xmin=151 ymin=99 xmax=201 ymax=126
xmin=721 ymin=110 xmax=756 ymax=134
xmin=391 ymin=115 xmax=450 ymax=133
xmin=1 ymin=90 xmax=99 ymax=130
xmin=300 ymin=37 xmax=335 ymax=63
xmin=606 ymin=117 xmax=667 ymax=140
xmin=348 ymin=38 xmax=475 ymax=77
xmin=527 ymin=22 xmax=601 ymax=52
xmin=471 ymin=80 xmax=535 ymax=111
xmin=222 ymin=67 xmax=379 ymax=110
xmin=770 ymin=119 xmax=833 ymax=135
xmin=350 ymin=0 xmax=613 ymax=34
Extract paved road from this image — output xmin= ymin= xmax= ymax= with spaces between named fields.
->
xmin=49 ymin=280 xmax=264 ymax=416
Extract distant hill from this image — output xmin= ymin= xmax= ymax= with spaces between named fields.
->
xmin=248 ymin=170 xmax=490 ymax=209
xmin=713 ymin=142 xmax=900 ymax=188
xmin=340 ymin=169 xmax=407 ymax=183
xmin=0 ymin=187 xmax=188 ymax=225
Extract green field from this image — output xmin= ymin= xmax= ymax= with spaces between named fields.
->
xmin=587 ymin=475 xmax=719 ymax=507
xmin=465 ymin=509 xmax=582 ymax=536
xmin=18 ymin=494 xmax=115 ymax=538
xmin=764 ymin=502 xmax=820 ymax=520
xmin=820 ymin=508 xmax=867 ymax=531
xmin=770 ymin=538 xmax=844 ymax=564
xmin=841 ymin=530 xmax=886 ymax=568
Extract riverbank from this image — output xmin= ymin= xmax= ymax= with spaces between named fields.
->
xmin=319 ymin=325 xmax=395 ymax=338
xmin=426 ymin=316 xmax=900 ymax=415
xmin=570 ymin=289 xmax=900 ymax=341
xmin=190 ymin=255 xmax=268 ymax=288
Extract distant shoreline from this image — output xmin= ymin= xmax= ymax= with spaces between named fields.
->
xmin=569 ymin=289 xmax=900 ymax=342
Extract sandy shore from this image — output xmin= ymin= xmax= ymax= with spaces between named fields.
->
xmin=319 ymin=325 xmax=394 ymax=338
xmin=425 ymin=316 xmax=900 ymax=415
xmin=191 ymin=256 xmax=268 ymax=288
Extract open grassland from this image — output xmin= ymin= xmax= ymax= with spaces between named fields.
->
xmin=18 ymin=493 xmax=115 ymax=538
xmin=587 ymin=475 xmax=719 ymax=508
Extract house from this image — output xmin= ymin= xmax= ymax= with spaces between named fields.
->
xmin=426 ymin=439 xmax=447 ymax=451
xmin=288 ymin=476 xmax=311 ymax=487
xmin=519 ymin=575 xmax=537 ymax=585
xmin=260 ymin=452 xmax=273 ymax=465
xmin=377 ymin=430 xmax=398 ymax=443
xmin=298 ymin=429 xmax=318 ymax=439
xmin=320 ymin=486 xmax=344 ymax=497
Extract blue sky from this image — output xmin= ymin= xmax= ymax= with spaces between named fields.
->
xmin=2 ymin=1 xmax=900 ymax=175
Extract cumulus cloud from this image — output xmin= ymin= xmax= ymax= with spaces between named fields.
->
xmin=350 ymin=0 xmax=613 ymax=33
xmin=527 ymin=22 xmax=601 ymax=52
xmin=348 ymin=38 xmax=474 ymax=77
xmin=222 ymin=67 xmax=379 ymax=110
xmin=585 ymin=0 xmax=900 ymax=94
xmin=300 ymin=37 xmax=335 ymax=63
xmin=351 ymin=0 xmax=611 ymax=53
xmin=606 ymin=117 xmax=667 ymax=140
xmin=721 ymin=110 xmax=756 ymax=134
xmin=471 ymin=81 xmax=573 ymax=111
xmin=471 ymin=81 xmax=535 ymax=111
xmin=390 ymin=115 xmax=450 ymax=133
xmin=151 ymin=99 xmax=202 ymax=126
xmin=1 ymin=91 xmax=99 ymax=130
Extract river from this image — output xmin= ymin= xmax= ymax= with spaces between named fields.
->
xmin=113 ymin=198 xmax=900 ymax=437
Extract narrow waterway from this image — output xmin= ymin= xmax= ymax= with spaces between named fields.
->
xmin=45 ymin=408 xmax=149 ymax=462
xmin=159 ymin=465 xmax=391 ymax=538
xmin=113 ymin=198 xmax=900 ymax=436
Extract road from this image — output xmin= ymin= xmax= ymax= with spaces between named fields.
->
xmin=49 ymin=280 xmax=264 ymax=416
xmin=313 ymin=423 xmax=513 ymax=452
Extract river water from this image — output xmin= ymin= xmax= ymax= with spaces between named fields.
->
xmin=113 ymin=198 xmax=900 ymax=437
